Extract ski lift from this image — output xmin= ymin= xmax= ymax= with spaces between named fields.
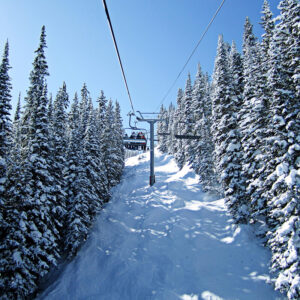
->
xmin=123 ymin=130 xmax=147 ymax=151
xmin=123 ymin=112 xmax=148 ymax=151
xmin=174 ymin=121 xmax=201 ymax=140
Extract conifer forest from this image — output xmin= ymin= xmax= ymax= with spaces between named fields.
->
xmin=157 ymin=1 xmax=299 ymax=299
xmin=0 ymin=26 xmax=125 ymax=298
xmin=0 ymin=0 xmax=299 ymax=299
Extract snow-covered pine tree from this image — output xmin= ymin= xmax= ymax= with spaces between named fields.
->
xmin=96 ymin=90 xmax=107 ymax=136
xmin=96 ymin=92 xmax=107 ymax=144
xmin=96 ymin=90 xmax=109 ymax=201
xmin=247 ymin=3 xmax=275 ymax=222
xmin=157 ymin=105 xmax=168 ymax=153
xmin=238 ymin=18 xmax=265 ymax=218
xmin=195 ymin=112 xmax=218 ymax=193
xmin=79 ymin=83 xmax=89 ymax=136
xmin=189 ymin=64 xmax=206 ymax=170
xmin=78 ymin=85 xmax=102 ymax=213
xmin=6 ymin=94 xmax=22 ymax=209
xmin=157 ymin=105 xmax=163 ymax=149
xmin=173 ymin=88 xmax=184 ymax=167
xmin=51 ymin=82 xmax=69 ymax=240
xmin=260 ymin=0 xmax=275 ymax=61
xmin=166 ymin=102 xmax=176 ymax=154
xmin=0 ymin=206 xmax=36 ymax=298
xmin=83 ymin=99 xmax=105 ymax=217
xmin=0 ymin=41 xmax=12 ymax=158
xmin=0 ymin=39 xmax=11 ymax=201
xmin=64 ymin=93 xmax=91 ymax=257
xmin=102 ymin=100 xmax=120 ymax=190
xmin=113 ymin=101 xmax=125 ymax=181
xmin=181 ymin=73 xmax=194 ymax=164
xmin=7 ymin=93 xmax=22 ymax=202
xmin=0 ymin=41 xmax=12 ymax=221
xmin=12 ymin=93 xmax=21 ymax=138
xmin=2 ymin=27 xmax=62 ymax=298
xmin=7 ymin=93 xmax=22 ymax=191
xmin=0 ymin=91 xmax=35 ymax=299
xmin=191 ymin=65 xmax=217 ymax=192
xmin=211 ymin=35 xmax=247 ymax=222
xmin=25 ymin=26 xmax=62 ymax=272
xmin=5 ymin=94 xmax=22 ymax=212
xmin=25 ymin=82 xmax=61 ymax=269
xmin=0 ymin=40 xmax=14 ymax=298
xmin=263 ymin=1 xmax=300 ymax=298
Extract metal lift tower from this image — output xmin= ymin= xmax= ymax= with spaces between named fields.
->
xmin=136 ymin=111 xmax=161 ymax=186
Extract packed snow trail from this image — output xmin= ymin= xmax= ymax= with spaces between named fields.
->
xmin=39 ymin=150 xmax=283 ymax=300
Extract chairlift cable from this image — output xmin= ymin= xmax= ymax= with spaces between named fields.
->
xmin=102 ymin=0 xmax=135 ymax=115
xmin=156 ymin=0 xmax=226 ymax=110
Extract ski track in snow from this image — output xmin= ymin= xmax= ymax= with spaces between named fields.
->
xmin=39 ymin=150 xmax=283 ymax=300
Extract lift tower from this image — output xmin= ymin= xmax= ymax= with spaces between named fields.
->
xmin=136 ymin=111 xmax=161 ymax=186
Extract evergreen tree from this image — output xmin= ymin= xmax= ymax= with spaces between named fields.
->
xmin=65 ymin=93 xmax=91 ymax=257
xmin=0 ymin=40 xmax=13 ymax=298
xmin=96 ymin=90 xmax=108 ymax=156
xmin=51 ymin=82 xmax=69 ymax=240
xmin=239 ymin=18 xmax=262 ymax=211
xmin=79 ymin=83 xmax=90 ymax=136
xmin=102 ymin=100 xmax=119 ymax=190
xmin=6 ymin=94 xmax=22 ymax=212
xmin=189 ymin=64 xmax=206 ymax=169
xmin=1 ymin=27 xmax=61 ymax=298
xmin=113 ymin=101 xmax=125 ymax=181
xmin=166 ymin=102 xmax=176 ymax=155
xmin=264 ymin=1 xmax=300 ymax=298
xmin=173 ymin=88 xmax=184 ymax=167
xmin=157 ymin=105 xmax=168 ymax=153
xmin=83 ymin=99 xmax=104 ymax=216
xmin=191 ymin=66 xmax=217 ymax=192
xmin=96 ymin=90 xmax=107 ymax=133
xmin=13 ymin=93 xmax=21 ymax=137
xmin=211 ymin=35 xmax=247 ymax=221
xmin=260 ymin=0 xmax=275 ymax=61
xmin=181 ymin=73 xmax=194 ymax=164
xmin=0 ymin=41 xmax=12 ymax=158
xmin=0 ymin=41 xmax=12 ymax=225
xmin=96 ymin=90 xmax=109 ymax=200
xmin=247 ymin=6 xmax=275 ymax=221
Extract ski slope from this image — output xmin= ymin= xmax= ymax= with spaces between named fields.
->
xmin=39 ymin=150 xmax=283 ymax=300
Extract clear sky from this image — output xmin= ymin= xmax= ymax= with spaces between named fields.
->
xmin=0 ymin=0 xmax=280 ymax=128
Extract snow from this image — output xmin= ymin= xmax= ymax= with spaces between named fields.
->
xmin=285 ymin=169 xmax=299 ymax=186
xmin=275 ymin=162 xmax=289 ymax=177
xmin=226 ymin=142 xmax=241 ymax=152
xmin=273 ymin=115 xmax=286 ymax=127
xmin=12 ymin=251 xmax=23 ymax=266
xmin=19 ymin=219 xmax=27 ymax=231
xmin=38 ymin=150 xmax=283 ymax=300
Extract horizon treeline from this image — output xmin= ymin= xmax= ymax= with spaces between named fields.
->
xmin=0 ymin=26 xmax=125 ymax=298
xmin=157 ymin=0 xmax=299 ymax=299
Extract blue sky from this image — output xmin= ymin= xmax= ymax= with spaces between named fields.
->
xmin=0 ymin=0 xmax=280 ymax=127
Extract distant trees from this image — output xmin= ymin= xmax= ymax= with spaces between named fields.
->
xmin=0 ymin=26 xmax=125 ymax=298
xmin=157 ymin=1 xmax=299 ymax=298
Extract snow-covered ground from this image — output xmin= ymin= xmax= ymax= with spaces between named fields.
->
xmin=39 ymin=150 xmax=283 ymax=300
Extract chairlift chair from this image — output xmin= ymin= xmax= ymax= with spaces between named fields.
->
xmin=174 ymin=120 xmax=201 ymax=140
xmin=123 ymin=118 xmax=148 ymax=151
